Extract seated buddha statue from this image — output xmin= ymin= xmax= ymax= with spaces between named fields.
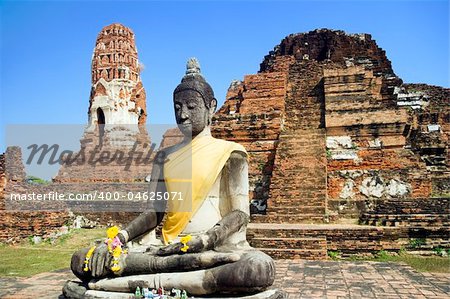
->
xmin=64 ymin=58 xmax=276 ymax=298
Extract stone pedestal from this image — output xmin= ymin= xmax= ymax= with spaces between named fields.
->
xmin=62 ymin=280 xmax=287 ymax=299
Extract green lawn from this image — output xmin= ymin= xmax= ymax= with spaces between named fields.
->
xmin=337 ymin=250 xmax=450 ymax=273
xmin=370 ymin=251 xmax=450 ymax=273
xmin=0 ymin=228 xmax=105 ymax=277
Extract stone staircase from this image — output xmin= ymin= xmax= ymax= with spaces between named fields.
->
xmin=249 ymin=61 xmax=330 ymax=259
xmin=262 ymin=130 xmax=327 ymax=223
xmin=247 ymin=223 xmax=328 ymax=259
xmin=264 ymin=61 xmax=328 ymax=224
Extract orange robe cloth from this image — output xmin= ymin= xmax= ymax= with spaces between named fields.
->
xmin=161 ymin=134 xmax=246 ymax=244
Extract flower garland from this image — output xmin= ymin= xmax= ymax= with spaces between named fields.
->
xmin=105 ymin=225 xmax=127 ymax=273
xmin=83 ymin=245 xmax=96 ymax=272
xmin=180 ymin=235 xmax=192 ymax=253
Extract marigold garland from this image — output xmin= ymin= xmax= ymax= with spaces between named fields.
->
xmin=180 ymin=235 xmax=192 ymax=253
xmin=83 ymin=246 xmax=96 ymax=272
xmin=104 ymin=225 xmax=125 ymax=273
xmin=106 ymin=226 xmax=119 ymax=239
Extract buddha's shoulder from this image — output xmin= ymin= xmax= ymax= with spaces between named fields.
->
xmin=213 ymin=138 xmax=247 ymax=154
xmin=156 ymin=143 xmax=183 ymax=159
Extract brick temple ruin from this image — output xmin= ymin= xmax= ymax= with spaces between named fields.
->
xmin=55 ymin=23 xmax=152 ymax=183
xmin=0 ymin=25 xmax=448 ymax=259
xmin=212 ymin=29 xmax=449 ymax=258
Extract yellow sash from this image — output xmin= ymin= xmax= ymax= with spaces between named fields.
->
xmin=161 ymin=134 xmax=246 ymax=244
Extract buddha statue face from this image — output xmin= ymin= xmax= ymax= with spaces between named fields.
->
xmin=173 ymin=58 xmax=217 ymax=137
xmin=174 ymin=89 xmax=216 ymax=137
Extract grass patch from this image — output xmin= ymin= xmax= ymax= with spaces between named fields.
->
xmin=374 ymin=253 xmax=450 ymax=273
xmin=350 ymin=250 xmax=450 ymax=273
xmin=327 ymin=250 xmax=341 ymax=260
xmin=0 ymin=228 xmax=105 ymax=277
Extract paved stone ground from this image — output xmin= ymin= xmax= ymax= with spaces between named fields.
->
xmin=0 ymin=260 xmax=448 ymax=299
xmin=274 ymin=260 xmax=449 ymax=298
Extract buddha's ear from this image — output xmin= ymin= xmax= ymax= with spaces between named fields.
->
xmin=209 ymin=98 xmax=217 ymax=115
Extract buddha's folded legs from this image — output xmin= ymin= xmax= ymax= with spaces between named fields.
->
xmin=72 ymin=248 xmax=240 ymax=281
xmin=88 ymin=250 xmax=275 ymax=296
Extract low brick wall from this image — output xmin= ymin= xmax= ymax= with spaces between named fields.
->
xmin=247 ymin=223 xmax=408 ymax=259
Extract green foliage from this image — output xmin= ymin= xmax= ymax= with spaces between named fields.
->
xmin=432 ymin=247 xmax=445 ymax=256
xmin=409 ymin=238 xmax=426 ymax=249
xmin=326 ymin=149 xmax=332 ymax=159
xmin=376 ymin=250 xmax=390 ymax=259
xmin=26 ymin=175 xmax=50 ymax=185
xmin=327 ymin=250 xmax=341 ymax=260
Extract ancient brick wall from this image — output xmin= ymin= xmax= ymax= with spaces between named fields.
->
xmin=247 ymin=223 xmax=407 ymax=259
xmin=260 ymin=29 xmax=397 ymax=78
xmin=0 ymin=154 xmax=5 ymax=211
xmin=402 ymin=84 xmax=449 ymax=197
xmin=0 ymin=146 xmax=145 ymax=242
xmin=0 ymin=148 xmax=68 ymax=242
xmin=322 ymin=65 xmax=428 ymax=218
xmin=54 ymin=128 xmax=153 ymax=183
xmin=212 ymin=72 xmax=287 ymax=213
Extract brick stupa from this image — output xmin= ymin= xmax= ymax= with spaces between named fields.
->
xmin=89 ymin=23 xmax=147 ymax=126
xmin=55 ymin=23 xmax=152 ymax=183
xmin=210 ymin=29 xmax=448 ymax=258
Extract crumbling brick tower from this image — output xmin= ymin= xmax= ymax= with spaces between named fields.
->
xmin=55 ymin=23 xmax=152 ymax=183
xmin=214 ymin=29 xmax=406 ymax=221
xmin=89 ymin=23 xmax=147 ymax=127
xmin=213 ymin=29 xmax=449 ymax=258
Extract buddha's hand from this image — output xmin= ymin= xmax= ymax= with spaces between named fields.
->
xmin=89 ymin=244 xmax=112 ymax=278
xmin=156 ymin=235 xmax=210 ymax=256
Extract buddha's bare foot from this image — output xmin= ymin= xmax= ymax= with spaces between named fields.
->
xmin=62 ymin=280 xmax=88 ymax=299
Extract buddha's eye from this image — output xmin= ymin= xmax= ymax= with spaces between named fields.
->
xmin=175 ymin=104 xmax=181 ymax=110
xmin=187 ymin=103 xmax=196 ymax=109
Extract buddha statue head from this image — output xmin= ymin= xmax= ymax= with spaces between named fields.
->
xmin=173 ymin=58 xmax=217 ymax=137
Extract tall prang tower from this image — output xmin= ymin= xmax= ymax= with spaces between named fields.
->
xmin=54 ymin=24 xmax=152 ymax=183
xmin=88 ymin=23 xmax=147 ymax=128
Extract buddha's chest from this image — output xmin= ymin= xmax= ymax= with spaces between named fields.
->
xmin=182 ymin=172 xmax=224 ymax=234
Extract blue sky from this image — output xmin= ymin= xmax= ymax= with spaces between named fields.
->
xmin=1 ymin=0 xmax=449 ymax=152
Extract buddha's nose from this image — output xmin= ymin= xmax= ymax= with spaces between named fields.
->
xmin=180 ymin=108 xmax=189 ymax=121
